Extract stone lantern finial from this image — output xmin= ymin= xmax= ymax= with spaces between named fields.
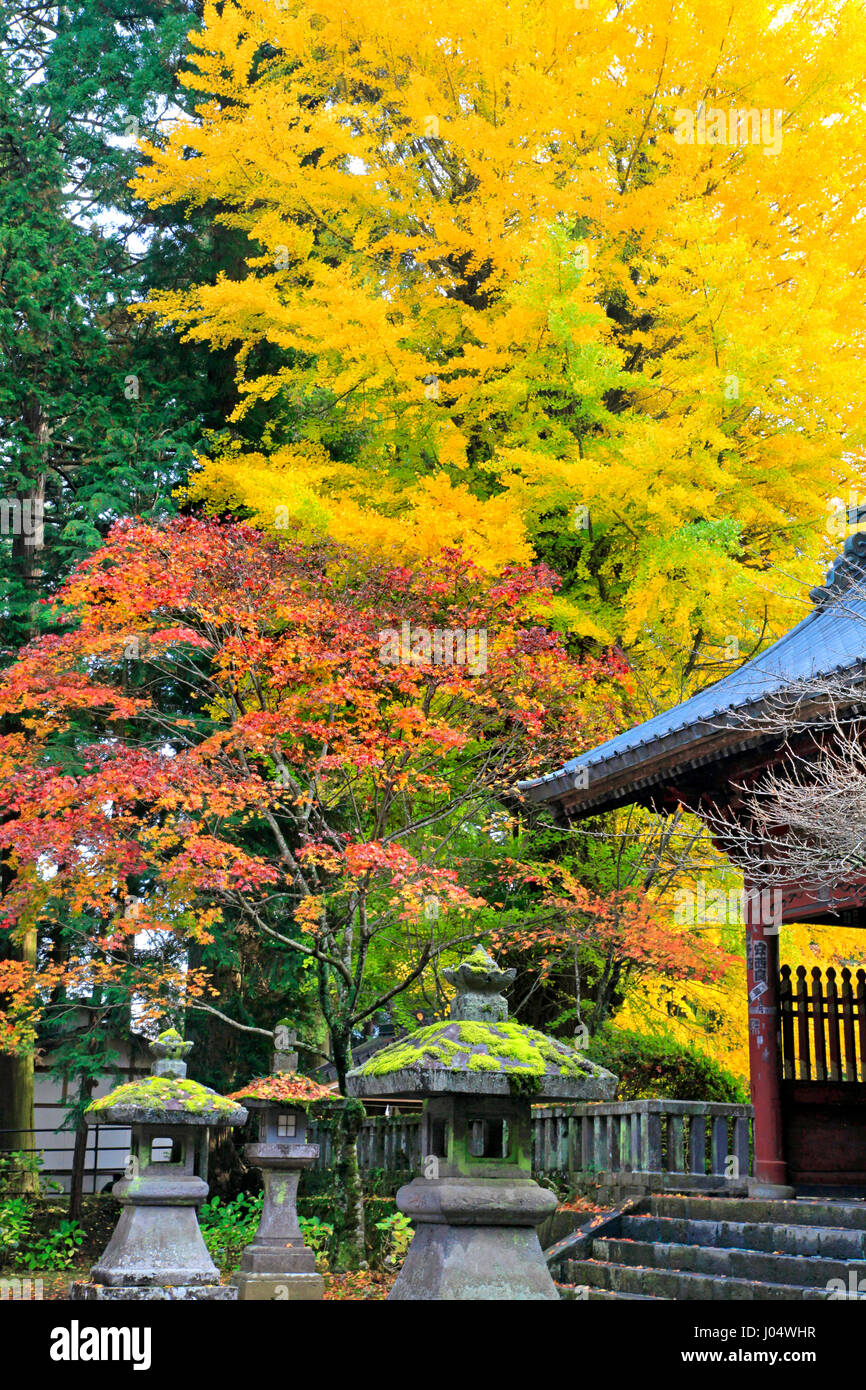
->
xmin=273 ymin=1020 xmax=299 ymax=1073
xmin=150 ymin=1028 xmax=194 ymax=1079
xmin=443 ymin=945 xmax=516 ymax=1023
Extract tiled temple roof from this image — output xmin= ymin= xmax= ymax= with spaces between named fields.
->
xmin=519 ymin=534 xmax=866 ymax=819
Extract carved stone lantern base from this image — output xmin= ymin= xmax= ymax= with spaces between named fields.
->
xmin=231 ymin=1269 xmax=323 ymax=1302
xmin=231 ymin=1147 xmax=324 ymax=1301
xmin=70 ymin=1171 xmax=238 ymax=1302
xmin=71 ymin=1283 xmax=236 ymax=1302
xmin=231 ymin=1257 xmax=323 ymax=1302
xmin=71 ymin=1170 xmax=230 ymax=1302
xmin=391 ymin=1176 xmax=558 ymax=1300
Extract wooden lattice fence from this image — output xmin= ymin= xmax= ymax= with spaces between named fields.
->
xmin=779 ymin=963 xmax=866 ymax=1083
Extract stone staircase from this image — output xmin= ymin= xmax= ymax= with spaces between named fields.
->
xmin=548 ymin=1194 xmax=866 ymax=1300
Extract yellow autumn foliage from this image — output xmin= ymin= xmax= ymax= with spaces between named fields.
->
xmin=126 ymin=0 xmax=866 ymax=1070
xmin=133 ymin=0 xmax=866 ymax=689
xmin=617 ymin=922 xmax=866 ymax=1087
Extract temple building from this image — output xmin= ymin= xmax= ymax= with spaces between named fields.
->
xmin=520 ymin=531 xmax=866 ymax=1195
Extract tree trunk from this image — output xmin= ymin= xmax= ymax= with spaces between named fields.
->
xmin=68 ymin=1073 xmax=95 ymax=1220
xmin=0 ymin=926 xmax=37 ymax=1194
xmin=206 ymin=1125 xmax=253 ymax=1203
xmin=331 ymin=1098 xmax=366 ymax=1271
xmin=1 ymin=471 xmax=47 ymax=1196
xmin=329 ymin=1029 xmax=366 ymax=1270
xmin=573 ymin=942 xmax=584 ymax=1038
xmin=594 ymin=951 xmax=622 ymax=1034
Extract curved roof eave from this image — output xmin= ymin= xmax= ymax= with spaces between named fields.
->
xmin=519 ymin=587 xmax=866 ymax=820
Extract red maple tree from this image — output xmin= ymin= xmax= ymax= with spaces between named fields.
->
xmin=0 ymin=518 xmax=628 ymax=1085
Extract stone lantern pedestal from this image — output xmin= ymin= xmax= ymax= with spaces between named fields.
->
xmin=348 ymin=946 xmax=617 ymax=1300
xmin=70 ymin=1031 xmax=247 ymax=1302
xmin=226 ymin=1035 xmax=331 ymax=1300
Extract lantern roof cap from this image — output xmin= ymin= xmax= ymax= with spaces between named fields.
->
xmin=226 ymin=1072 xmax=332 ymax=1109
xmin=86 ymin=1075 xmax=248 ymax=1126
xmin=346 ymin=1019 xmax=616 ymax=1101
xmin=346 ymin=947 xmax=616 ymax=1102
xmin=85 ymin=1034 xmax=247 ymax=1126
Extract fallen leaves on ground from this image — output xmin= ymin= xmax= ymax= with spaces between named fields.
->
xmin=323 ymin=1270 xmax=396 ymax=1300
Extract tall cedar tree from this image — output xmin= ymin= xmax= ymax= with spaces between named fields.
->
xmin=0 ymin=1 xmax=284 ymax=1198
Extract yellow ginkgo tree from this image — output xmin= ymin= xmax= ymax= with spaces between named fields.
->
xmin=134 ymin=0 xmax=866 ymax=692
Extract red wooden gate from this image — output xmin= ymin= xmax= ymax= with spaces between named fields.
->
xmin=778 ymin=963 xmax=866 ymax=1186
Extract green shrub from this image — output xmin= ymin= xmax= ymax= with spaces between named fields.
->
xmin=200 ymin=1192 xmax=263 ymax=1270
xmin=298 ymin=1193 xmax=400 ymax=1270
xmin=18 ymin=1221 xmax=84 ymax=1270
xmin=203 ymin=1188 xmax=410 ymax=1275
xmin=200 ymin=1191 xmax=335 ymax=1274
xmin=586 ymin=1027 xmax=748 ymax=1103
xmin=297 ymin=1215 xmax=334 ymax=1262
xmin=373 ymin=1210 xmax=412 ymax=1268
xmin=0 ymin=1196 xmax=32 ymax=1259
xmin=0 ymin=1148 xmax=60 ymax=1196
xmin=0 ymin=1197 xmax=85 ymax=1270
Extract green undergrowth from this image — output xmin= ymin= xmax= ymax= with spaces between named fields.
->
xmin=586 ymin=1027 xmax=748 ymax=1103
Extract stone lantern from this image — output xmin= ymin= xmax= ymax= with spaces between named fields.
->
xmin=71 ymin=1029 xmax=248 ymax=1301
xmin=226 ymin=1029 xmax=332 ymax=1300
xmin=347 ymin=946 xmax=617 ymax=1300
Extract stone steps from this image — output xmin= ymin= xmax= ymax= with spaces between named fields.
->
xmin=550 ymin=1193 xmax=866 ymax=1300
xmin=651 ymin=1194 xmax=866 ymax=1230
xmin=617 ymin=1213 xmax=866 ymax=1260
xmin=557 ymin=1257 xmax=833 ymax=1301
xmin=594 ymin=1235 xmax=866 ymax=1287
xmin=560 ymin=1284 xmax=670 ymax=1301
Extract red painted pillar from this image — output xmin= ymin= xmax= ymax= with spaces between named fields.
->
xmin=744 ymin=886 xmax=788 ymax=1188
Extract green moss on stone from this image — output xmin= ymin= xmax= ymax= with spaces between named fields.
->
xmin=87 ymin=1075 xmax=242 ymax=1120
xmin=467 ymin=1054 xmax=502 ymax=1072
xmin=453 ymin=1022 xmax=495 ymax=1046
xmin=356 ymin=1019 xmax=594 ymax=1082
xmin=460 ymin=945 xmax=498 ymax=970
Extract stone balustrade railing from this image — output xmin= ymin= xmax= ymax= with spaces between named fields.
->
xmin=531 ymin=1099 xmax=753 ymax=1199
xmin=307 ymin=1098 xmax=754 ymax=1198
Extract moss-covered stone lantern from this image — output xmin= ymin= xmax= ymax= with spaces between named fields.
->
xmin=226 ymin=1029 xmax=332 ymax=1300
xmin=347 ymin=946 xmax=617 ymax=1300
xmin=71 ymin=1030 xmax=247 ymax=1301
